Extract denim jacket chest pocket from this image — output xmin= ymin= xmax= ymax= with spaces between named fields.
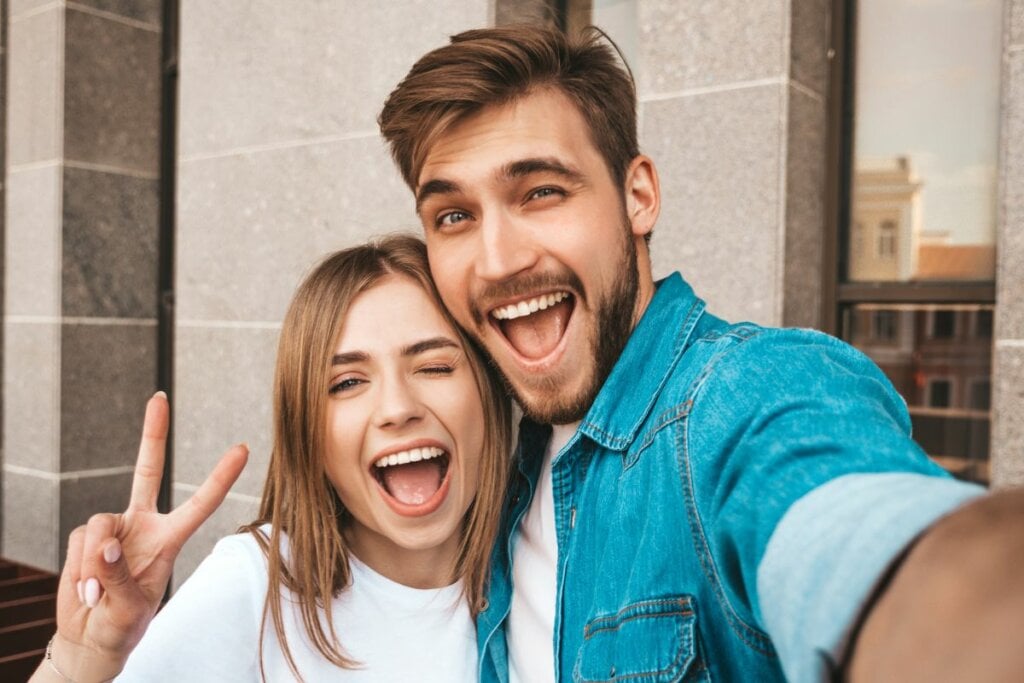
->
xmin=572 ymin=596 xmax=711 ymax=682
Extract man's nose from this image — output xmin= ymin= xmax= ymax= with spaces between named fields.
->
xmin=474 ymin=211 xmax=539 ymax=283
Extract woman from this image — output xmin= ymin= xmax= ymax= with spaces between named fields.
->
xmin=33 ymin=235 xmax=512 ymax=681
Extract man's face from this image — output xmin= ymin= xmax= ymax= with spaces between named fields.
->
xmin=415 ymin=88 xmax=657 ymax=424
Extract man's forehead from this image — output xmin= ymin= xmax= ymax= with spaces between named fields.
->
xmin=415 ymin=90 xmax=592 ymax=191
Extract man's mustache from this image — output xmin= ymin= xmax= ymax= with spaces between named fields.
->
xmin=470 ymin=269 xmax=586 ymax=326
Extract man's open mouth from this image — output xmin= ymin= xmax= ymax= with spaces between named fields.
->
xmin=372 ymin=446 xmax=451 ymax=513
xmin=489 ymin=291 xmax=575 ymax=360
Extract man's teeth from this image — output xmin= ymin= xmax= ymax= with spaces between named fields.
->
xmin=491 ymin=292 xmax=568 ymax=321
xmin=374 ymin=446 xmax=445 ymax=469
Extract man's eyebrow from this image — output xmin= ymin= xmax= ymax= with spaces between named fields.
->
xmin=502 ymin=157 xmax=585 ymax=184
xmin=416 ymin=179 xmax=461 ymax=213
xmin=331 ymin=350 xmax=369 ymax=366
xmin=402 ymin=337 xmax=460 ymax=357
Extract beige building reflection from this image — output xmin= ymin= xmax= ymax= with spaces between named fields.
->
xmin=848 ymin=157 xmax=994 ymax=482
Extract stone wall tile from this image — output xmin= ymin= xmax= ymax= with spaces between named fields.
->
xmin=173 ymin=325 xmax=277 ymax=499
xmin=496 ymin=0 xmax=556 ymax=26
xmin=58 ymin=472 xmax=134 ymax=562
xmin=992 ymin=345 xmax=1024 ymax=487
xmin=178 ymin=0 xmax=490 ymax=158
xmin=2 ymin=472 xmax=58 ymax=571
xmin=63 ymin=7 xmax=161 ymax=172
xmin=176 ymin=136 xmax=410 ymax=323
xmin=9 ymin=0 xmax=52 ymax=17
xmin=7 ymin=7 xmax=61 ymax=165
xmin=637 ymin=0 xmax=786 ymax=96
xmin=60 ymin=322 xmax=157 ymax=471
xmin=782 ymin=87 xmax=827 ymax=329
xmin=72 ymin=0 xmax=162 ymax=26
xmin=5 ymin=165 xmax=61 ymax=316
xmin=1010 ymin=0 xmax=1024 ymax=48
xmin=642 ymin=85 xmax=784 ymax=325
xmin=998 ymin=51 xmax=1024 ymax=340
xmin=171 ymin=490 xmax=259 ymax=591
xmin=789 ymin=0 xmax=829 ymax=97
xmin=62 ymin=166 xmax=159 ymax=318
xmin=3 ymin=322 xmax=60 ymax=470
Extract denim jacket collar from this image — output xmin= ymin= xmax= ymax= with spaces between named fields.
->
xmin=577 ymin=272 xmax=706 ymax=452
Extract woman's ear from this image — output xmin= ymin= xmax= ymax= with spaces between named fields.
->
xmin=623 ymin=155 xmax=661 ymax=239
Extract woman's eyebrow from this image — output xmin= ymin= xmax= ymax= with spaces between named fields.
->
xmin=402 ymin=337 xmax=460 ymax=357
xmin=331 ymin=351 xmax=369 ymax=366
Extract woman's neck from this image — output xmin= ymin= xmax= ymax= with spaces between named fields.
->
xmin=343 ymin=527 xmax=460 ymax=589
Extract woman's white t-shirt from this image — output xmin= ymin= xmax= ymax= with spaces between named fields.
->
xmin=117 ymin=528 xmax=477 ymax=682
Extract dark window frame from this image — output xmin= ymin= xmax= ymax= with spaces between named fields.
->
xmin=823 ymin=0 xmax=997 ymax=484
xmin=823 ymin=0 xmax=997 ymax=332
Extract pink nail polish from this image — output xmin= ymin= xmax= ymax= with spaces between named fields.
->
xmin=84 ymin=577 xmax=100 ymax=608
xmin=103 ymin=540 xmax=121 ymax=564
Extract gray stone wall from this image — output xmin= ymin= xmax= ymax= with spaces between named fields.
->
xmin=639 ymin=0 xmax=830 ymax=328
xmin=2 ymin=0 xmax=162 ymax=570
xmin=171 ymin=0 xmax=494 ymax=584
xmin=993 ymin=1 xmax=1024 ymax=488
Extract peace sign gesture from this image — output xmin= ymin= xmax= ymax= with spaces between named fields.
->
xmin=32 ymin=392 xmax=248 ymax=682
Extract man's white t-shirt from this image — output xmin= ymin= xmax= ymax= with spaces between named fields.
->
xmin=117 ymin=526 xmax=476 ymax=682
xmin=508 ymin=422 xmax=578 ymax=683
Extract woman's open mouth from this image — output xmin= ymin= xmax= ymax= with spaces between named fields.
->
xmin=371 ymin=446 xmax=452 ymax=516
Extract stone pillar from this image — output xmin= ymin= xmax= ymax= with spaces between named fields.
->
xmin=172 ymin=0 xmax=494 ymax=584
xmin=637 ymin=0 xmax=830 ymax=328
xmin=992 ymin=1 xmax=1024 ymax=487
xmin=2 ymin=0 xmax=162 ymax=571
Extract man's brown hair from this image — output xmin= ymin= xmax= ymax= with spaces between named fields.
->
xmin=378 ymin=24 xmax=638 ymax=192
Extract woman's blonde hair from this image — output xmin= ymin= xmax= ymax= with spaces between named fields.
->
xmin=240 ymin=234 xmax=512 ymax=680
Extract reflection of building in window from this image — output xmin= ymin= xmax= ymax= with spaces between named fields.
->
xmin=851 ymin=157 xmax=996 ymax=282
xmin=877 ymin=221 xmax=897 ymax=258
xmin=969 ymin=378 xmax=992 ymax=411
xmin=928 ymin=310 xmax=957 ymax=339
xmin=849 ymin=157 xmax=921 ymax=281
xmin=871 ymin=310 xmax=898 ymax=342
xmin=974 ymin=309 xmax=994 ymax=338
xmin=849 ymin=305 xmax=993 ymax=413
xmin=927 ymin=378 xmax=953 ymax=408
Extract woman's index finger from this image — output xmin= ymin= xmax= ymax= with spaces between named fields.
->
xmin=128 ymin=392 xmax=170 ymax=512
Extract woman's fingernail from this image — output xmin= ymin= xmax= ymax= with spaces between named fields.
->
xmin=154 ymin=390 xmax=167 ymax=399
xmin=77 ymin=580 xmax=84 ymax=603
xmin=103 ymin=540 xmax=121 ymax=564
xmin=84 ymin=577 xmax=100 ymax=608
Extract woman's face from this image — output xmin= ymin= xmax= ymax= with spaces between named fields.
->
xmin=323 ymin=274 xmax=486 ymax=578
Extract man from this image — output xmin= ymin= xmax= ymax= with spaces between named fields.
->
xmin=379 ymin=25 xmax=1024 ymax=682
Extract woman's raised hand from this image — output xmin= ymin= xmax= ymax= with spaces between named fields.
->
xmin=34 ymin=392 xmax=248 ymax=682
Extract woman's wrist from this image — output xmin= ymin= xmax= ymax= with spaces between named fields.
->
xmin=42 ymin=633 xmax=126 ymax=683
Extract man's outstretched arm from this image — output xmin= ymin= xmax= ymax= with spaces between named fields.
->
xmin=849 ymin=488 xmax=1024 ymax=682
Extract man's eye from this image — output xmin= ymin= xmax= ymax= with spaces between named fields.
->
xmin=329 ymin=377 xmax=365 ymax=394
xmin=528 ymin=186 xmax=564 ymax=201
xmin=437 ymin=211 xmax=470 ymax=227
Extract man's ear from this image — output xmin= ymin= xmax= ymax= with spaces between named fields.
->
xmin=623 ymin=155 xmax=660 ymax=238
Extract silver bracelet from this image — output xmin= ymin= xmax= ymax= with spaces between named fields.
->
xmin=45 ymin=635 xmax=116 ymax=683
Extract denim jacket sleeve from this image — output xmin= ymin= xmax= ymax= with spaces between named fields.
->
xmin=683 ymin=326 xmax=983 ymax=681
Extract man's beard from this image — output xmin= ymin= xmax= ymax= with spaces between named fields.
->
xmin=475 ymin=221 xmax=640 ymax=425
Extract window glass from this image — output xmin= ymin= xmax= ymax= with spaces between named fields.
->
xmin=849 ymin=0 xmax=1001 ymax=283
xmin=845 ymin=303 xmax=993 ymax=483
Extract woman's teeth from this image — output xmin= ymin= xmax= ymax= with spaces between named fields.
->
xmin=374 ymin=446 xmax=445 ymax=468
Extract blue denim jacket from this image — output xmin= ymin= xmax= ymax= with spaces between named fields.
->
xmin=477 ymin=273 xmax=982 ymax=682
